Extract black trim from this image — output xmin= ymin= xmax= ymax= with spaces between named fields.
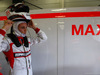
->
xmin=14 ymin=51 xmax=31 ymax=57
xmin=7 ymin=33 xmax=29 ymax=47
xmin=23 ymin=36 xmax=29 ymax=47
xmin=13 ymin=19 xmax=30 ymax=23
xmin=8 ymin=15 xmax=25 ymax=20
xmin=7 ymin=33 xmax=21 ymax=47
xmin=15 ymin=5 xmax=29 ymax=13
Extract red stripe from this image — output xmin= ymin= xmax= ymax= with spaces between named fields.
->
xmin=0 ymin=29 xmax=6 ymax=36
xmin=30 ymin=11 xmax=100 ymax=19
xmin=0 ymin=11 xmax=100 ymax=20
xmin=3 ymin=43 xmax=14 ymax=69
xmin=0 ymin=16 xmax=7 ymax=20
xmin=35 ymin=28 xmax=40 ymax=33
xmin=13 ymin=50 xmax=31 ymax=53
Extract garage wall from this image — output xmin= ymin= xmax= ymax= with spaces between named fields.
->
xmin=0 ymin=7 xmax=100 ymax=75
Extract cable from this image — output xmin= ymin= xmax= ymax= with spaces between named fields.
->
xmin=24 ymin=1 xmax=43 ymax=9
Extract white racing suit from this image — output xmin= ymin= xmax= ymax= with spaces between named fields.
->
xmin=0 ymin=28 xmax=47 ymax=75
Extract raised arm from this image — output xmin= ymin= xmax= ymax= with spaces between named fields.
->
xmin=28 ymin=20 xmax=47 ymax=45
xmin=0 ymin=20 xmax=13 ymax=52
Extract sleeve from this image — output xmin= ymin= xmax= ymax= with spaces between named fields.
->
xmin=30 ymin=28 xmax=47 ymax=46
xmin=0 ymin=29 xmax=9 ymax=52
xmin=0 ymin=73 xmax=3 ymax=75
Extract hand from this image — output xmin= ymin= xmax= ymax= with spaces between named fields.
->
xmin=2 ymin=20 xmax=14 ymax=31
xmin=28 ymin=20 xmax=37 ymax=30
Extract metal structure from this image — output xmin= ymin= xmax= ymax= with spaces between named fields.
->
xmin=0 ymin=0 xmax=100 ymax=12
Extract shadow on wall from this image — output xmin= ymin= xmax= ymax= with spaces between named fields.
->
xmin=1 ymin=57 xmax=100 ymax=75
xmin=0 ymin=52 xmax=10 ymax=75
xmin=64 ymin=66 xmax=100 ymax=75
xmin=32 ymin=68 xmax=57 ymax=75
xmin=32 ymin=66 xmax=100 ymax=75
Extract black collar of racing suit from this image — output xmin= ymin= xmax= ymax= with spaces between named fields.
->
xmin=7 ymin=33 xmax=29 ymax=47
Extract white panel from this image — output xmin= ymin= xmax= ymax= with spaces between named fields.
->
xmin=30 ymin=19 xmax=58 ymax=75
xmin=58 ymin=18 xmax=65 ymax=75
xmin=64 ymin=17 xmax=100 ymax=75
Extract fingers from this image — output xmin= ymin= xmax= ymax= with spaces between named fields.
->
xmin=28 ymin=20 xmax=33 ymax=26
xmin=4 ymin=20 xmax=14 ymax=25
xmin=28 ymin=20 xmax=37 ymax=30
xmin=2 ymin=20 xmax=14 ymax=31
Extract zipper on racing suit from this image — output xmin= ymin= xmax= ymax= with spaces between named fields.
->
xmin=23 ymin=44 xmax=29 ymax=75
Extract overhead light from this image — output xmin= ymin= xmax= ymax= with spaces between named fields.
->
xmin=97 ymin=28 xmax=100 ymax=31
xmin=51 ymin=8 xmax=67 ymax=11
xmin=58 ymin=22 xmax=64 ymax=24
xmin=35 ymin=23 xmax=38 ymax=25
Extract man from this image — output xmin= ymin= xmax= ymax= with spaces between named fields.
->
xmin=0 ymin=19 xmax=47 ymax=75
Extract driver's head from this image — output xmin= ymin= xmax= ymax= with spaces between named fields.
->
xmin=13 ymin=21 xmax=27 ymax=37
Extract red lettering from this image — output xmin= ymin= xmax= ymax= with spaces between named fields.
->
xmin=72 ymin=25 xmax=83 ymax=35
xmin=96 ymin=24 xmax=100 ymax=35
xmin=85 ymin=24 xmax=95 ymax=35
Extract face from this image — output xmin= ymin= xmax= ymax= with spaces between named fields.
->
xmin=18 ymin=23 xmax=27 ymax=34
